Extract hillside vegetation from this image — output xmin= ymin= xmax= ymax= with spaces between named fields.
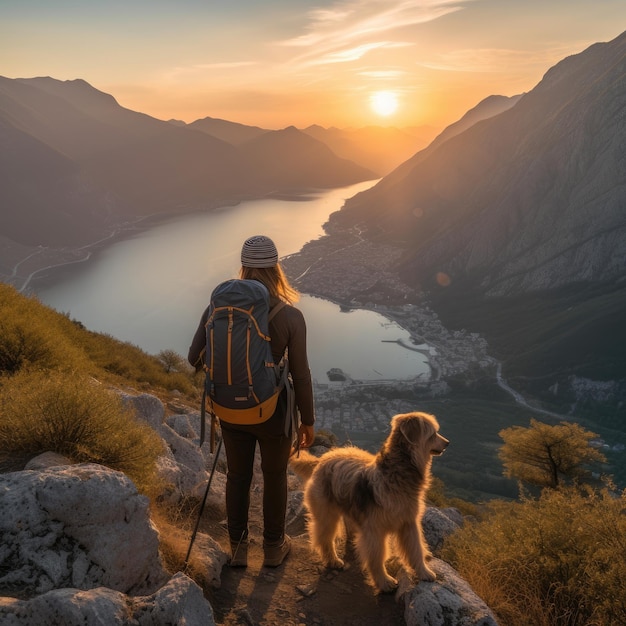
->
xmin=0 ymin=283 xmax=198 ymax=393
xmin=0 ymin=283 xmax=200 ymax=492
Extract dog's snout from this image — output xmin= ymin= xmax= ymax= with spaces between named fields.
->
xmin=431 ymin=433 xmax=449 ymax=455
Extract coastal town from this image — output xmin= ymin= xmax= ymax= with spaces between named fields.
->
xmin=281 ymin=228 xmax=495 ymax=441
xmin=309 ymin=300 xmax=493 ymax=440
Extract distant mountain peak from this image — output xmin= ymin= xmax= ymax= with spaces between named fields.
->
xmin=18 ymin=76 xmax=120 ymax=109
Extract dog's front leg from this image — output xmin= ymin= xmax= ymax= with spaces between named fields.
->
xmin=398 ymin=522 xmax=436 ymax=582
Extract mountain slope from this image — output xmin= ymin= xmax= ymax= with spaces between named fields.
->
xmin=302 ymin=124 xmax=439 ymax=176
xmin=428 ymin=94 xmax=522 ymax=150
xmin=331 ymin=33 xmax=625 ymax=297
xmin=188 ymin=116 xmax=268 ymax=145
xmin=324 ymin=32 xmax=626 ymax=403
xmin=0 ymin=117 xmax=115 ymax=246
xmin=1 ymin=77 xmax=165 ymax=159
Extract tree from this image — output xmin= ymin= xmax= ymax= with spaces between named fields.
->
xmin=498 ymin=419 xmax=606 ymax=489
xmin=157 ymin=349 xmax=188 ymax=374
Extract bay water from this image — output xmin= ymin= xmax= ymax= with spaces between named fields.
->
xmin=36 ymin=181 xmax=429 ymax=383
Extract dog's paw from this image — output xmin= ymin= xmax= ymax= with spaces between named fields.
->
xmin=376 ymin=575 xmax=399 ymax=594
xmin=324 ymin=556 xmax=345 ymax=570
xmin=418 ymin=564 xmax=437 ymax=582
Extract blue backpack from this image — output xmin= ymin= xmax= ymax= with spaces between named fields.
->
xmin=203 ymin=279 xmax=287 ymax=425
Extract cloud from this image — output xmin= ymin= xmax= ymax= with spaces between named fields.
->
xmin=314 ymin=40 xmax=411 ymax=65
xmin=279 ymin=0 xmax=469 ymax=66
xmin=418 ymin=46 xmax=573 ymax=73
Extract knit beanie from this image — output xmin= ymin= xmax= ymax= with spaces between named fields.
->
xmin=241 ymin=235 xmax=279 ymax=268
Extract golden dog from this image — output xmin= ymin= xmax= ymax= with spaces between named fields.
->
xmin=290 ymin=411 xmax=449 ymax=593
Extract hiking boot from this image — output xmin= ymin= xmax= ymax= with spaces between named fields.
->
xmin=229 ymin=538 xmax=248 ymax=568
xmin=263 ymin=535 xmax=291 ymax=567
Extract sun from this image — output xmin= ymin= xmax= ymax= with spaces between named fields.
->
xmin=370 ymin=90 xmax=398 ymax=117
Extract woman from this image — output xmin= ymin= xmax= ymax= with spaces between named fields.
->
xmin=188 ymin=235 xmax=315 ymax=568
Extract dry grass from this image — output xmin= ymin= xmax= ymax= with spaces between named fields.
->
xmin=151 ymin=502 xmax=214 ymax=589
xmin=442 ymin=484 xmax=626 ymax=626
xmin=0 ymin=369 xmax=165 ymax=494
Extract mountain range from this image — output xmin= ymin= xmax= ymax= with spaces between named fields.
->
xmin=0 ymin=76 xmax=380 ymax=248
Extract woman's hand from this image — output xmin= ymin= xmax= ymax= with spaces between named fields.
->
xmin=298 ymin=424 xmax=315 ymax=448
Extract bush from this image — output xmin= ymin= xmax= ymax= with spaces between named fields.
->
xmin=0 ymin=370 xmax=165 ymax=494
xmin=442 ymin=484 xmax=626 ymax=626
xmin=0 ymin=285 xmax=89 ymax=375
xmin=0 ymin=284 xmax=199 ymax=395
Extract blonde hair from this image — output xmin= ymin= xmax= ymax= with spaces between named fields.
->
xmin=239 ymin=264 xmax=300 ymax=304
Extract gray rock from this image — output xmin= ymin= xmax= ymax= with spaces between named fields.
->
xmin=0 ymin=572 xmax=215 ymax=626
xmin=166 ymin=413 xmax=201 ymax=439
xmin=119 ymin=391 xmax=166 ymax=431
xmin=400 ymin=559 xmax=498 ymax=626
xmin=0 ymin=464 xmax=168 ymax=596
xmin=24 ymin=451 xmax=73 ymax=470
xmin=117 ymin=391 xmax=225 ymax=506
xmin=423 ymin=507 xmax=463 ymax=553
xmin=135 ymin=572 xmax=215 ymax=625
xmin=190 ymin=533 xmax=229 ymax=589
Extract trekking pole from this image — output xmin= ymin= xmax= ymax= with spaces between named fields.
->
xmin=183 ymin=434 xmax=223 ymax=571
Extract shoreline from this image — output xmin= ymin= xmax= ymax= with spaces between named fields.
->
xmin=2 ymin=215 xmax=163 ymax=294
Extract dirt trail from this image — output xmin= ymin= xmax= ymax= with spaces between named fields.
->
xmin=199 ymin=473 xmax=407 ymax=626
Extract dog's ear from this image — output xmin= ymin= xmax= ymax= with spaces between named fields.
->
xmin=395 ymin=413 xmax=429 ymax=445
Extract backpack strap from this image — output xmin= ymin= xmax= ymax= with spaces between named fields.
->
xmin=268 ymin=301 xmax=286 ymax=323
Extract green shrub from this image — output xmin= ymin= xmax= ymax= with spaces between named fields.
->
xmin=442 ymin=485 xmax=626 ymax=626
xmin=0 ymin=285 xmax=89 ymax=374
xmin=0 ymin=370 xmax=165 ymax=494
xmin=0 ymin=283 xmax=198 ymax=396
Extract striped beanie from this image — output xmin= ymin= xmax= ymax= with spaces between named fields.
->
xmin=241 ymin=235 xmax=279 ymax=268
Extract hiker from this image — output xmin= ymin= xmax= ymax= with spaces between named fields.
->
xmin=188 ymin=234 xmax=315 ymax=568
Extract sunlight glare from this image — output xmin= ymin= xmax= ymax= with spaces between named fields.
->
xmin=370 ymin=91 xmax=398 ymax=117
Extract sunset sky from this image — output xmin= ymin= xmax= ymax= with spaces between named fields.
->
xmin=2 ymin=0 xmax=625 ymax=131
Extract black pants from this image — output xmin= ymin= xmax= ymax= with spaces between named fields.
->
xmin=220 ymin=389 xmax=292 ymax=546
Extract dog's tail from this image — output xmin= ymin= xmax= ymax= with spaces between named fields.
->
xmin=289 ymin=449 xmax=320 ymax=482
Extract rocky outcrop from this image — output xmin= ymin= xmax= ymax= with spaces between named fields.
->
xmin=0 ymin=454 xmax=221 ymax=625
xmin=119 ymin=392 xmax=227 ymax=511
xmin=400 ymin=560 xmax=498 ymax=626
xmin=422 ymin=507 xmax=464 ymax=553
xmin=0 ymin=463 xmax=167 ymax=596
xmin=0 ymin=572 xmax=214 ymax=626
